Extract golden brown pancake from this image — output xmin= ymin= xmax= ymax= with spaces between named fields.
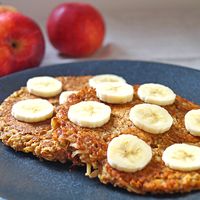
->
xmin=1 ymin=76 xmax=200 ymax=193
xmin=52 ymin=85 xmax=200 ymax=193
xmin=0 ymin=76 xmax=91 ymax=163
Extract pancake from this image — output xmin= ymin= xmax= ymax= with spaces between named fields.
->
xmin=1 ymin=75 xmax=200 ymax=193
xmin=52 ymin=85 xmax=200 ymax=193
xmin=0 ymin=76 xmax=91 ymax=163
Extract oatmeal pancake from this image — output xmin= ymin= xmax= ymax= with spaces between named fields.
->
xmin=0 ymin=76 xmax=91 ymax=163
xmin=52 ymin=85 xmax=200 ymax=193
xmin=1 ymin=75 xmax=200 ymax=193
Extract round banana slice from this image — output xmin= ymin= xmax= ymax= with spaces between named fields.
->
xmin=107 ymin=134 xmax=152 ymax=173
xmin=68 ymin=101 xmax=111 ymax=128
xmin=162 ymin=143 xmax=200 ymax=171
xmin=89 ymin=74 xmax=126 ymax=88
xmin=27 ymin=76 xmax=62 ymax=98
xmin=185 ymin=109 xmax=200 ymax=136
xmin=138 ymin=83 xmax=176 ymax=106
xmin=96 ymin=82 xmax=134 ymax=104
xmin=129 ymin=103 xmax=173 ymax=134
xmin=59 ymin=91 xmax=78 ymax=104
xmin=11 ymin=99 xmax=54 ymax=123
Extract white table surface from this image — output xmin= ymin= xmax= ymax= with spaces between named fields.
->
xmin=3 ymin=0 xmax=200 ymax=70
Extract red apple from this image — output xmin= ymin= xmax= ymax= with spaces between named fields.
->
xmin=47 ymin=2 xmax=105 ymax=57
xmin=0 ymin=12 xmax=45 ymax=76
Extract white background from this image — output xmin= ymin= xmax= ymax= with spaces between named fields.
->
xmin=3 ymin=0 xmax=200 ymax=69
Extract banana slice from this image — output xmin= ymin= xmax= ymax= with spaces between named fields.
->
xmin=129 ymin=103 xmax=173 ymax=134
xmin=11 ymin=99 xmax=54 ymax=123
xmin=68 ymin=101 xmax=111 ymax=128
xmin=185 ymin=109 xmax=200 ymax=136
xmin=107 ymin=134 xmax=152 ymax=173
xmin=59 ymin=91 xmax=78 ymax=104
xmin=96 ymin=82 xmax=134 ymax=104
xmin=89 ymin=74 xmax=126 ymax=88
xmin=138 ymin=83 xmax=176 ymax=106
xmin=162 ymin=143 xmax=200 ymax=171
xmin=27 ymin=76 xmax=62 ymax=98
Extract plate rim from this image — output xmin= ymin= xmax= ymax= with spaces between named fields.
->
xmin=1 ymin=59 xmax=199 ymax=82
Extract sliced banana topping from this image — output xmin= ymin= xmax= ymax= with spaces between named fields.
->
xmin=129 ymin=103 xmax=173 ymax=134
xmin=59 ymin=91 xmax=78 ymax=104
xmin=11 ymin=99 xmax=54 ymax=123
xmin=27 ymin=76 xmax=62 ymax=98
xmin=96 ymin=82 xmax=134 ymax=104
xmin=89 ymin=74 xmax=126 ymax=88
xmin=138 ymin=83 xmax=176 ymax=106
xmin=68 ymin=101 xmax=111 ymax=128
xmin=185 ymin=109 xmax=200 ymax=136
xmin=107 ymin=134 xmax=152 ymax=173
xmin=162 ymin=143 xmax=200 ymax=171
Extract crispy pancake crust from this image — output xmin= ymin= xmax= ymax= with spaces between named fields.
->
xmin=53 ymin=85 xmax=200 ymax=193
xmin=0 ymin=76 xmax=91 ymax=163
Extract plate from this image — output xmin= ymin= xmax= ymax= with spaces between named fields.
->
xmin=0 ymin=60 xmax=200 ymax=200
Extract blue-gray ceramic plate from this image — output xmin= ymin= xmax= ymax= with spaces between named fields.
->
xmin=0 ymin=60 xmax=200 ymax=200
